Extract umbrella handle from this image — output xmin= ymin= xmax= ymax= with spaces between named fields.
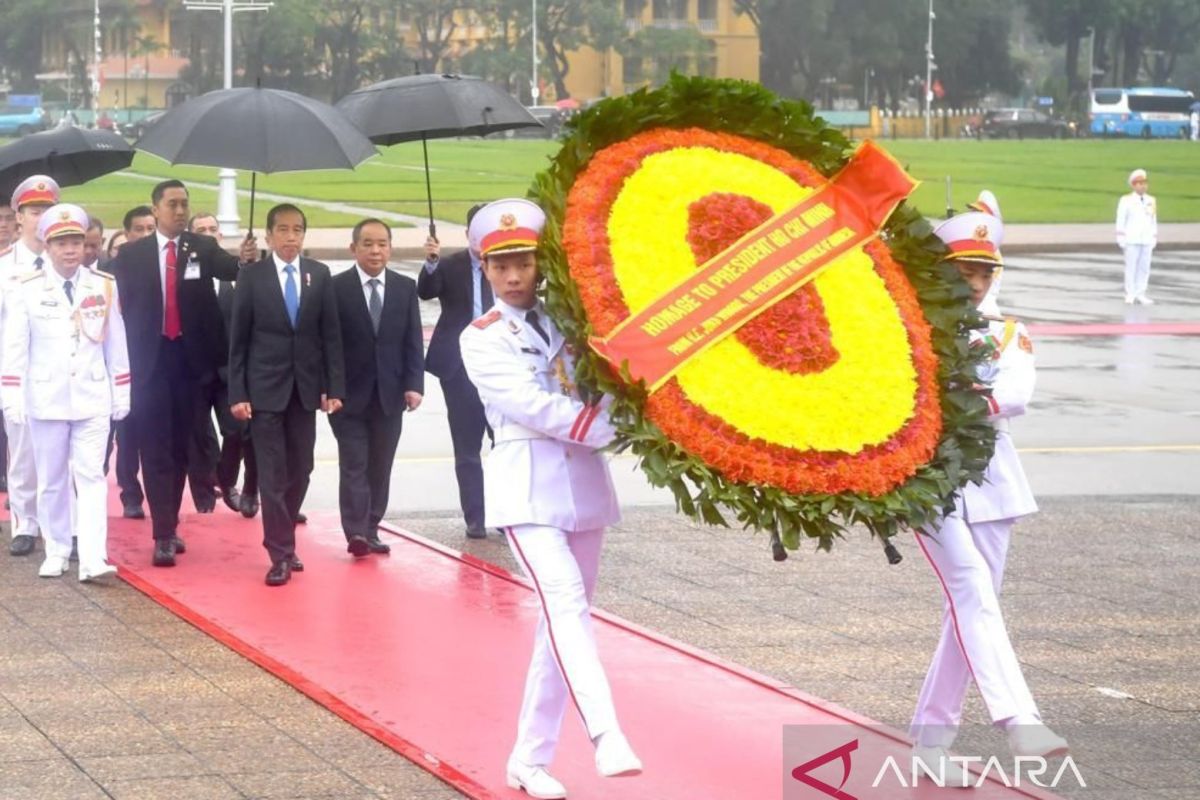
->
xmin=422 ymin=135 xmax=437 ymax=242
xmin=249 ymin=171 xmax=257 ymax=235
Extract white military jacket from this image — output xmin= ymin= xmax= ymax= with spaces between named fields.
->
xmin=460 ymin=299 xmax=620 ymax=532
xmin=957 ymin=317 xmax=1037 ymax=523
xmin=1115 ymin=192 xmax=1157 ymax=247
xmin=1 ymin=265 xmax=130 ymax=421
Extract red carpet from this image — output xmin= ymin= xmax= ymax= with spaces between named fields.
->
xmin=102 ymin=494 xmax=1060 ymax=799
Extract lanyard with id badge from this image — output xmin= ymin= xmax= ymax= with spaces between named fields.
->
xmin=183 ymin=249 xmax=202 ymax=280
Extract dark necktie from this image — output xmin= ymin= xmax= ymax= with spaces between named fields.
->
xmin=63 ymin=280 xmax=74 ymax=305
xmin=367 ymin=278 xmax=382 ymax=334
xmin=479 ymin=268 xmax=494 ymax=312
xmin=525 ymin=310 xmax=550 ymax=345
xmin=34 ymin=256 xmax=43 ymax=270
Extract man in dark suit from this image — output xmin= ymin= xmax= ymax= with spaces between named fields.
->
xmin=228 ymin=203 xmax=345 ymax=587
xmin=186 ymin=212 xmax=258 ymax=518
xmin=417 ymin=204 xmax=492 ymax=539
xmin=330 ymin=219 xmax=424 ymax=557
xmin=111 ymin=180 xmax=257 ymax=567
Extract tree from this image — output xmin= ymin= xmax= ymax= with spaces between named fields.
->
xmin=0 ymin=0 xmax=52 ymax=92
xmin=400 ymin=0 xmax=461 ymax=75
xmin=316 ymin=2 xmax=371 ymax=101
xmin=621 ymin=27 xmax=711 ymax=88
xmin=106 ymin=0 xmax=142 ymax=116
xmin=535 ymin=0 xmax=623 ymax=99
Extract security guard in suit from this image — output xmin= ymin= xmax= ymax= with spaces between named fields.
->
xmin=459 ymin=199 xmax=641 ymax=800
xmin=908 ymin=207 xmax=1069 ymax=785
xmin=1 ymin=204 xmax=130 ymax=582
xmin=0 ymin=174 xmax=61 ymax=557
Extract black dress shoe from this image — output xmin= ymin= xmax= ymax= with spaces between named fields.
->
xmin=265 ymin=560 xmax=291 ymax=586
xmin=9 ymin=534 xmax=35 ymax=556
xmin=172 ymin=536 xmax=187 ymax=555
xmin=240 ymin=492 xmax=259 ymax=519
xmin=220 ymin=486 xmax=242 ymax=513
xmin=0 ymin=474 xmax=8 ymax=492
xmin=152 ymin=539 xmax=176 ymax=567
xmin=123 ymin=503 xmax=145 ymax=519
xmin=195 ymin=496 xmax=216 ymax=513
xmin=69 ymin=537 xmax=78 ymax=562
xmin=465 ymin=527 xmax=487 ymax=539
xmin=365 ymin=536 xmax=391 ymax=555
xmin=287 ymin=554 xmax=304 ymax=572
xmin=347 ymin=535 xmax=370 ymax=558
xmin=295 ymin=512 xmax=307 ymax=525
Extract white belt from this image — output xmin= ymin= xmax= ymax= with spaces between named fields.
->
xmin=991 ymin=417 xmax=1011 ymax=434
xmin=494 ymin=422 xmax=551 ymax=443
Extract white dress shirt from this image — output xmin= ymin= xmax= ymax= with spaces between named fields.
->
xmin=355 ymin=263 xmax=386 ymax=309
xmin=1115 ymin=191 xmax=1157 ymax=246
xmin=272 ymin=252 xmax=303 ymax=300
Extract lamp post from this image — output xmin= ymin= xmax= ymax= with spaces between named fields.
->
xmin=530 ymin=0 xmax=539 ymax=105
xmin=184 ymin=0 xmax=273 ymax=237
xmin=1085 ymin=26 xmax=1097 ymax=108
xmin=92 ymin=0 xmax=102 ymax=123
xmin=924 ymin=0 xmax=935 ymax=139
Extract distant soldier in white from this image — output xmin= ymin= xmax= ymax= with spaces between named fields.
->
xmin=910 ymin=208 xmax=1069 ymax=786
xmin=0 ymin=174 xmax=60 ymax=557
xmin=460 ymin=199 xmax=641 ymax=800
xmin=1 ymin=204 xmax=130 ymax=581
xmin=1191 ymin=106 xmax=1199 ymax=142
xmin=1115 ymin=168 xmax=1157 ymax=305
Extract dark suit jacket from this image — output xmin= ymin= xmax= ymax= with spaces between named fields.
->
xmin=416 ymin=250 xmax=477 ymax=380
xmin=110 ymin=232 xmax=240 ymax=394
xmin=227 ymin=255 xmax=346 ymax=413
xmin=333 ymin=267 xmax=425 ymax=416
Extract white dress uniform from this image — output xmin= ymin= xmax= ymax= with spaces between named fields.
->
xmin=1115 ymin=170 xmax=1157 ymax=303
xmin=1 ymin=205 xmax=130 ymax=581
xmin=0 ymin=175 xmax=60 ymax=547
xmin=460 ymin=200 xmax=637 ymax=794
xmin=914 ymin=210 xmax=1043 ymax=749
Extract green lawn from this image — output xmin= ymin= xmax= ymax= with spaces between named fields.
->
xmin=47 ymin=136 xmax=1200 ymax=230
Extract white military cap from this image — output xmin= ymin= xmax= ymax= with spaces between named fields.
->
xmin=932 ymin=210 xmax=1004 ymax=267
xmin=10 ymin=174 xmax=60 ymax=210
xmin=1128 ymin=168 xmax=1147 ymax=186
xmin=468 ymin=198 xmax=546 ymax=258
xmin=967 ymin=189 xmax=1001 ymax=221
xmin=36 ymin=203 xmax=89 ymax=242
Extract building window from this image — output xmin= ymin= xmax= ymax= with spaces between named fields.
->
xmin=698 ymin=0 xmax=718 ymax=31
xmin=623 ymin=56 xmax=644 ymax=84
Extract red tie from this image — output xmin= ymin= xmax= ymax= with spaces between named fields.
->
xmin=164 ymin=240 xmax=181 ymax=339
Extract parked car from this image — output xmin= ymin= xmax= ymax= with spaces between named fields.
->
xmin=120 ymin=110 xmax=166 ymax=140
xmin=0 ymin=105 xmax=49 ymax=136
xmin=980 ymin=108 xmax=1074 ymax=139
xmin=511 ymin=106 xmax=563 ymax=139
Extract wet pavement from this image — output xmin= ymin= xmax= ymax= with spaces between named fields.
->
xmin=1 ymin=249 xmax=1197 ymax=798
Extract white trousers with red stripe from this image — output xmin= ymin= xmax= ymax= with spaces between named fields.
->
xmin=28 ymin=416 xmax=108 ymax=566
xmin=506 ymin=525 xmax=619 ymax=767
xmin=910 ymin=516 xmax=1039 ymax=748
xmin=5 ymin=415 xmax=38 ymax=539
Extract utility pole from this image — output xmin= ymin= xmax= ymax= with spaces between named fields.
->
xmin=184 ymin=0 xmax=273 ymax=237
xmin=925 ymin=0 xmax=935 ymax=139
xmin=93 ymin=0 xmax=102 ymax=122
xmin=531 ymin=0 xmax=539 ymax=105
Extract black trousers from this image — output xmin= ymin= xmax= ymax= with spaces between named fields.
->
xmin=250 ymin=388 xmax=315 ymax=565
xmin=135 ymin=338 xmax=195 ymax=540
xmin=104 ymin=420 xmax=144 ymax=506
xmin=216 ymin=390 xmax=257 ymax=495
xmin=440 ymin=370 xmax=490 ymax=531
xmin=187 ymin=377 xmax=222 ymax=507
xmin=329 ymin=394 xmax=404 ymax=540
xmin=0 ymin=411 xmax=7 ymax=480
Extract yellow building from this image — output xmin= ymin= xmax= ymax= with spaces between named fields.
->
xmin=566 ymin=0 xmax=760 ymax=100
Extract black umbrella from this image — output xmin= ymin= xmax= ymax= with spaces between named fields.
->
xmin=0 ymin=126 xmax=134 ymax=201
xmin=335 ymin=73 xmax=543 ymax=237
xmin=135 ymin=86 xmax=377 ymax=232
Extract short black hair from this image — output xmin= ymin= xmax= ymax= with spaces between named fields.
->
xmin=188 ymin=212 xmax=218 ymax=232
xmin=87 ymin=216 xmax=104 ymax=235
xmin=266 ymin=203 xmax=307 ymax=231
xmin=466 ymin=203 xmax=485 ymax=227
xmin=123 ymin=205 xmax=154 ymax=232
xmin=352 ymin=218 xmax=392 ymax=244
xmin=151 ymin=179 xmax=188 ymax=205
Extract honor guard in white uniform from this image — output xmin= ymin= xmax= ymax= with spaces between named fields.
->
xmin=1 ymin=204 xmax=130 ymax=581
xmin=0 ymin=175 xmax=60 ymax=557
xmin=1115 ymin=168 xmax=1157 ymax=305
xmin=908 ymin=208 xmax=1069 ymax=785
xmin=967 ymin=189 xmax=1003 ymax=316
xmin=460 ymin=199 xmax=641 ymax=800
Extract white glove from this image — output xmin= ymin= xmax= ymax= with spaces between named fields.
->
xmin=4 ymin=407 xmax=25 ymax=427
xmin=112 ymin=406 xmax=130 ymax=422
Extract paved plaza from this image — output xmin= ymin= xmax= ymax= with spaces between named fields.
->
xmin=1 ymin=248 xmax=1198 ymax=799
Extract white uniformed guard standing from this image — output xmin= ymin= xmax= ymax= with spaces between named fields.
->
xmin=967 ymin=189 xmax=1003 ymax=316
xmin=909 ymin=207 xmax=1070 ymax=786
xmin=460 ymin=199 xmax=641 ymax=800
xmin=1115 ymin=168 xmax=1157 ymax=305
xmin=1 ymin=204 xmax=130 ymax=581
xmin=0 ymin=175 xmax=60 ymax=557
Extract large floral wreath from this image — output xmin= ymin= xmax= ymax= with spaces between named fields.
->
xmin=531 ymin=75 xmax=995 ymax=556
